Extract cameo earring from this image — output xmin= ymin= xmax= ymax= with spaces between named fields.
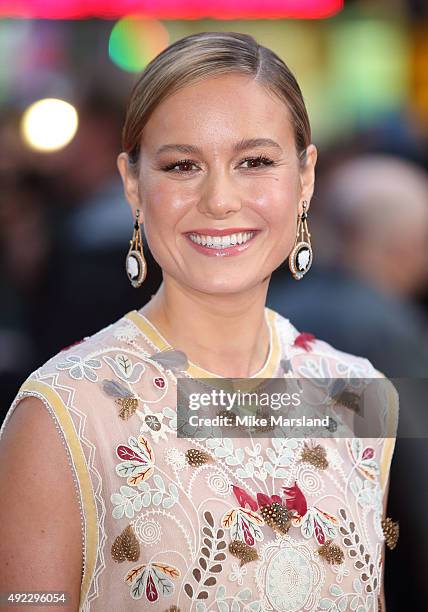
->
xmin=126 ymin=209 xmax=147 ymax=288
xmin=289 ymin=200 xmax=313 ymax=280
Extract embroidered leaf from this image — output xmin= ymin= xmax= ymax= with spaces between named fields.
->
xmin=150 ymin=349 xmax=189 ymax=371
xmin=301 ymin=509 xmax=314 ymax=538
xmin=117 ymin=354 xmax=132 ymax=374
xmin=125 ymin=564 xmax=146 ymax=585
xmin=221 ymin=510 xmax=236 ymax=529
xmin=216 ymin=585 xmax=226 ymax=601
xmin=128 ymin=467 xmax=154 ymax=486
xmin=145 ymin=572 xmax=159 ymax=602
xmin=116 ymin=445 xmax=142 ymax=463
xmin=232 ymin=485 xmax=258 ymax=511
xmin=152 ymin=563 xmax=180 ymax=579
xmin=184 ymin=584 xmax=194 ymax=598
xmin=204 ymin=512 xmax=214 ymax=528
xmin=283 ymin=482 xmax=308 ymax=517
xmin=102 ymin=378 xmax=129 ymax=398
xmin=237 ymin=589 xmax=251 ymax=601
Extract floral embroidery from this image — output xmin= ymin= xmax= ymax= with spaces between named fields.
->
xmin=133 ymin=516 xmax=162 ymax=546
xmin=347 ymin=439 xmax=379 ymax=481
xmin=256 ymin=535 xmax=325 ymax=611
xmin=104 ymin=353 xmax=146 ymax=383
xmin=111 ymin=476 xmax=179 ymax=519
xmin=125 ymin=562 xmax=180 ymax=602
xmin=300 ymin=507 xmax=338 ymax=545
xmin=222 ymin=507 xmax=264 ymax=545
xmin=87 ymin=310 xmax=395 ymax=609
xmin=137 ymin=404 xmax=176 ymax=443
xmin=206 ymin=470 xmax=231 ymax=497
xmin=293 ymin=332 xmax=316 ymax=351
xmin=115 ymin=435 xmax=154 ymax=486
xmin=196 ymin=585 xmax=262 ymax=612
xmin=164 ymin=447 xmax=186 ymax=471
xmin=228 ymin=561 xmax=247 ymax=585
xmin=183 ymin=511 xmax=227 ymax=601
xmin=56 ymin=354 xmax=102 ymax=381
xmin=111 ymin=524 xmax=140 ymax=562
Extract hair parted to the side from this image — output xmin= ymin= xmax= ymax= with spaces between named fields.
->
xmin=122 ymin=31 xmax=311 ymax=171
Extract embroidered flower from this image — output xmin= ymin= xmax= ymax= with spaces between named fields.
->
xmin=228 ymin=561 xmax=247 ymax=586
xmin=331 ymin=561 xmax=349 ymax=583
xmin=138 ymin=404 xmax=175 ymax=443
xmin=115 ymin=435 xmax=154 ymax=486
xmin=347 ymin=439 xmax=379 ymax=481
xmin=165 ymin=448 xmax=187 ymax=471
xmin=124 ymin=562 xmax=180 ymax=602
xmin=222 ymin=507 xmax=264 ymax=545
xmin=56 ymin=354 xmax=102 ymax=382
xmin=350 ymin=476 xmax=382 ymax=511
xmin=300 ymin=506 xmax=338 ymax=544
xmin=293 ymin=332 xmax=316 ymax=351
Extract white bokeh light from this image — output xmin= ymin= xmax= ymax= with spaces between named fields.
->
xmin=20 ymin=98 xmax=78 ymax=152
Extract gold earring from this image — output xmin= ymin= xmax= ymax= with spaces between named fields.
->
xmin=126 ymin=209 xmax=147 ymax=288
xmin=289 ymin=200 xmax=313 ymax=280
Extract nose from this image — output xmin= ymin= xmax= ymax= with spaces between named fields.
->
xmin=196 ymin=167 xmax=243 ymax=219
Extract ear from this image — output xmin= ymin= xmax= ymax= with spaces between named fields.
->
xmin=117 ymin=152 xmax=143 ymax=219
xmin=298 ymin=144 xmax=317 ymax=213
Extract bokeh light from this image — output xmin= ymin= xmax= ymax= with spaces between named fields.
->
xmin=108 ymin=16 xmax=169 ymax=73
xmin=20 ymin=98 xmax=78 ymax=152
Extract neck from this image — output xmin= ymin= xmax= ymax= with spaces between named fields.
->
xmin=138 ymin=273 xmax=271 ymax=377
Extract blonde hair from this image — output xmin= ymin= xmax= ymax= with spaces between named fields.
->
xmin=122 ymin=31 xmax=311 ymax=170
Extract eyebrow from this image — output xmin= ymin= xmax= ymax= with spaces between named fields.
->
xmin=155 ymin=138 xmax=283 ymax=156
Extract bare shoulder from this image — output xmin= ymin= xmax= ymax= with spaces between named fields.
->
xmin=0 ymin=396 xmax=82 ymax=611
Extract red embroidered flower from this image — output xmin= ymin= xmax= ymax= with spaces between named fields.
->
xmin=293 ymin=332 xmax=316 ymax=352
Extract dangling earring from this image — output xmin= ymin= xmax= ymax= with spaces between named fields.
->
xmin=289 ymin=200 xmax=313 ymax=280
xmin=126 ymin=209 xmax=147 ymax=288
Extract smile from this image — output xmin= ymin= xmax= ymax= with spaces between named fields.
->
xmin=184 ymin=229 xmax=260 ymax=257
xmin=188 ymin=231 xmax=255 ymax=249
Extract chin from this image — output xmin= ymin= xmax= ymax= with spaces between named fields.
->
xmin=185 ymin=274 xmax=267 ymax=295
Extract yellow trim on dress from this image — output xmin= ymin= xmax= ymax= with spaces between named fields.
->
xmin=370 ymin=369 xmax=399 ymax=495
xmin=124 ymin=306 xmax=281 ymax=384
xmin=379 ymin=378 xmax=399 ymax=495
xmin=19 ymin=379 xmax=98 ymax=611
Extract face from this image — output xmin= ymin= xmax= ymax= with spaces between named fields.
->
xmin=118 ymin=73 xmax=317 ymax=295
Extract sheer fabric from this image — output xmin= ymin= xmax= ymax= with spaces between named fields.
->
xmin=0 ymin=307 xmax=398 ymax=611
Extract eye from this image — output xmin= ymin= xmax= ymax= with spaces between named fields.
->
xmin=161 ymin=158 xmax=199 ymax=173
xmin=239 ymin=155 xmax=275 ymax=169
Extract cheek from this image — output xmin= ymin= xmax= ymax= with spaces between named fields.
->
xmin=140 ymin=188 xmax=189 ymax=254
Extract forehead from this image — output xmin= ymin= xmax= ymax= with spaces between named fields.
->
xmin=140 ymin=73 xmax=294 ymax=153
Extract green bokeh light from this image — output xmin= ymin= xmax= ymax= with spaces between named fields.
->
xmin=109 ymin=16 xmax=169 ymax=73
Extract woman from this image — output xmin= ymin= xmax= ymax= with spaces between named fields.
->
xmin=0 ymin=32 xmax=398 ymax=611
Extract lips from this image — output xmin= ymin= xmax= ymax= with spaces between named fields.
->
xmin=185 ymin=227 xmax=259 ymax=236
xmin=184 ymin=228 xmax=260 ymax=257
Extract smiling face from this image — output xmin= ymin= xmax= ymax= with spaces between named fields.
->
xmin=118 ymin=73 xmax=317 ymax=295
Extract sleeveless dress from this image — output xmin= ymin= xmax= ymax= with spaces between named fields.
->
xmin=0 ymin=307 xmax=398 ymax=612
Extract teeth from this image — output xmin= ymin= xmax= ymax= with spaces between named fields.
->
xmin=188 ymin=231 xmax=255 ymax=249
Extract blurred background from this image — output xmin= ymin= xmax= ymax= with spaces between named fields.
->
xmin=0 ymin=0 xmax=427 ymax=607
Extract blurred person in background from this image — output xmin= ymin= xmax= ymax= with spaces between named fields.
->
xmin=268 ymin=154 xmax=428 ymax=377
